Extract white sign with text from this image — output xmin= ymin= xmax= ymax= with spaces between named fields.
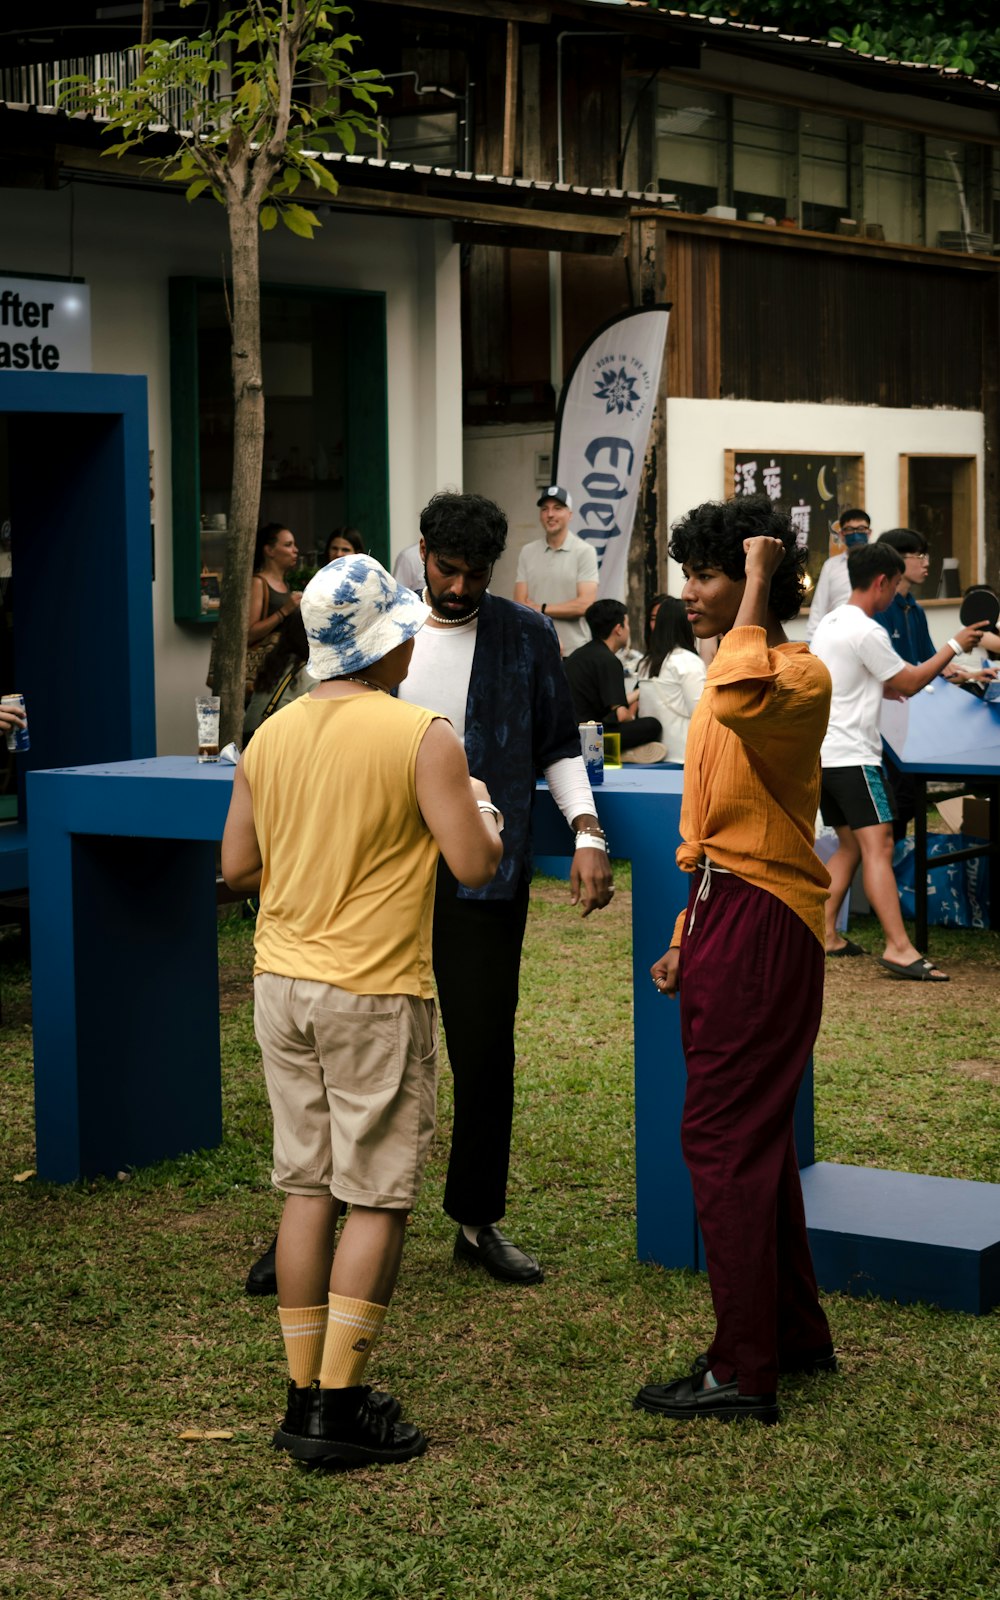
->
xmin=0 ymin=277 xmax=92 ymax=373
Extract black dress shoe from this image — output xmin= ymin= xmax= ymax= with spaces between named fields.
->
xmin=634 ymin=1373 xmax=778 ymax=1424
xmin=690 ymin=1345 xmax=837 ymax=1380
xmin=453 ymin=1225 xmax=544 ymax=1284
xmin=280 ymin=1380 xmax=401 ymax=1435
xmin=245 ymin=1236 xmax=278 ymax=1297
xmin=273 ymin=1383 xmax=426 ymax=1466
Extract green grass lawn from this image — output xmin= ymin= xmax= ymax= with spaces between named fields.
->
xmin=1 ymin=881 xmax=999 ymax=1599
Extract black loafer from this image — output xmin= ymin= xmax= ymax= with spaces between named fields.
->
xmin=245 ymin=1237 xmax=278 ymax=1297
xmin=453 ymin=1225 xmax=544 ymax=1284
xmin=273 ymin=1383 xmax=425 ymax=1467
xmin=634 ymin=1373 xmax=778 ymax=1424
xmin=690 ymin=1346 xmax=837 ymax=1380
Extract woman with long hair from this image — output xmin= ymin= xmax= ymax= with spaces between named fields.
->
xmin=636 ymin=596 xmax=707 ymax=762
xmin=323 ymin=526 xmax=365 ymax=563
xmin=248 ymin=523 xmax=302 ymax=649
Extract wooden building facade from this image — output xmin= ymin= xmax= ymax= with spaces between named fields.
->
xmin=355 ymin=0 xmax=1000 ymax=606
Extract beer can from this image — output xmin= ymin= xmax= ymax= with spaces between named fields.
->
xmin=1 ymin=693 xmax=29 ymax=754
xmin=580 ymin=720 xmax=604 ymax=786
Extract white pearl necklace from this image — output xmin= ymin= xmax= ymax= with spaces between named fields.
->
xmin=423 ymin=588 xmax=480 ymax=627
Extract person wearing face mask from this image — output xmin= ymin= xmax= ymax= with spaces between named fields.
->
xmin=805 ymin=509 xmax=870 ymax=643
xmin=873 ymin=528 xmax=997 ymax=840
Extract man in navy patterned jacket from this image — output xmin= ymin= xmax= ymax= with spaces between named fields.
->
xmin=396 ymin=492 xmax=614 ymax=1283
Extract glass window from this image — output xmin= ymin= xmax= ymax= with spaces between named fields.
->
xmin=196 ymin=288 xmax=349 ymax=600
xmin=801 ymin=112 xmax=848 ymax=233
xmin=733 ymin=98 xmax=790 ymax=222
xmin=865 ymin=125 xmax=918 ymax=245
xmin=926 ymin=137 xmax=978 ymax=250
xmin=656 ymin=83 xmax=726 ymax=214
xmin=902 ymin=455 xmax=978 ymax=596
xmin=169 ymin=279 xmax=388 ymax=624
xmin=356 ymin=109 xmax=460 ymax=166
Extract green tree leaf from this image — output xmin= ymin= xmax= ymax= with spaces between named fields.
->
xmin=281 ymin=203 xmax=319 ymax=238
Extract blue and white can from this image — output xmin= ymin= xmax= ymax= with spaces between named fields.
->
xmin=2 ymin=693 xmax=29 ymax=753
xmin=580 ymin=720 xmax=603 ymax=786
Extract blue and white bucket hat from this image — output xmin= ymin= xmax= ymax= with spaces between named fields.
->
xmin=301 ymin=555 xmax=430 ymax=680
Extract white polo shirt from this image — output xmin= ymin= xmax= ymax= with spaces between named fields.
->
xmin=515 ymin=531 xmax=599 ymax=655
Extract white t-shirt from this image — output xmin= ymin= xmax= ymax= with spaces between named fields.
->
xmin=806 ymin=553 xmax=851 ymax=641
xmin=399 ymin=617 xmax=478 ymax=737
xmin=812 ymin=603 xmax=905 ymax=767
xmin=398 ymin=618 xmax=597 ymax=823
xmin=637 ymin=647 xmax=707 ymax=763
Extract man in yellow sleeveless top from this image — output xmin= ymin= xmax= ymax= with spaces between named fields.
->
xmin=222 ymin=556 xmax=502 ymax=1468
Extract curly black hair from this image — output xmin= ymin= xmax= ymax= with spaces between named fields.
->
xmin=668 ymin=494 xmax=807 ymax=623
xmin=419 ymin=492 xmax=508 ymax=567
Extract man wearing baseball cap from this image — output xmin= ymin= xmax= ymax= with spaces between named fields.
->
xmin=222 ymin=555 xmax=502 ymax=1467
xmin=514 ymin=486 xmax=599 ymax=655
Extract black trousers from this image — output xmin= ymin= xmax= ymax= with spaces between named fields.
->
xmin=432 ymin=861 xmax=530 ymax=1225
xmin=618 ymin=715 xmax=661 ymax=751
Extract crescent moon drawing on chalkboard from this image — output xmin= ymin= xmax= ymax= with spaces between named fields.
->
xmin=817 ymin=464 xmax=833 ymax=502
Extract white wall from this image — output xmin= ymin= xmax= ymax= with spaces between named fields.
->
xmin=1 ymin=185 xmax=462 ymax=753
xmin=464 ymin=400 xmax=984 ymax=646
xmin=665 ymin=398 xmax=984 ymax=645
xmin=463 ymin=422 xmax=555 ymax=598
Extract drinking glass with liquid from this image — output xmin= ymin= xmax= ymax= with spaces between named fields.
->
xmin=196 ymin=695 xmax=221 ymax=762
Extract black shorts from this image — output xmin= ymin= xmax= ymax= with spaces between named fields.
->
xmin=820 ymin=765 xmax=898 ymax=831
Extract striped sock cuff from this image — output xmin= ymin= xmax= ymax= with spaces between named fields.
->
xmin=319 ymin=1295 xmax=388 ymax=1389
xmin=277 ymin=1303 xmax=328 ymax=1388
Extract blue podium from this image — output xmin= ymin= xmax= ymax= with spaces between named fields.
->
xmin=27 ymin=759 xmax=1000 ymax=1311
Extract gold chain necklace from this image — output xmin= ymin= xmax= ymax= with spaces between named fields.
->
xmin=341 ymin=675 xmax=390 ymax=694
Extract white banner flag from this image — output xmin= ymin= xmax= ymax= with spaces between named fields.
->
xmin=553 ymin=305 xmax=670 ymax=600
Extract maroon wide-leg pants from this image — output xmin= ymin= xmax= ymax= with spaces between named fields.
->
xmin=678 ymin=869 xmax=831 ymax=1394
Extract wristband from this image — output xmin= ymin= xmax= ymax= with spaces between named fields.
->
xmin=947 ymin=638 xmax=962 ymax=657
xmin=476 ymin=800 xmax=504 ymax=833
xmin=574 ymin=832 xmax=608 ymax=853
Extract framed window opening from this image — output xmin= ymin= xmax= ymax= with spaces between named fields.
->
xmin=899 ymin=454 xmax=979 ymax=600
xmin=169 ymin=278 xmax=389 ymax=625
xmin=725 ymin=449 xmax=865 ymax=601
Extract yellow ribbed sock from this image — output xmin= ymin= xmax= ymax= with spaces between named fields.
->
xmin=277 ymin=1304 xmax=328 ymax=1387
xmin=318 ymin=1295 xmax=387 ymax=1389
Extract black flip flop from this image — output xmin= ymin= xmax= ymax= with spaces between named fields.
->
xmin=827 ymin=939 xmax=865 ymax=958
xmin=879 ymin=956 xmax=949 ymax=983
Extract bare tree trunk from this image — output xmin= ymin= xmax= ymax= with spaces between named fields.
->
xmin=214 ymin=192 xmax=265 ymax=749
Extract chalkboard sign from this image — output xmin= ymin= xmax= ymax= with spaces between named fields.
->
xmin=724 ymin=450 xmax=865 ymax=594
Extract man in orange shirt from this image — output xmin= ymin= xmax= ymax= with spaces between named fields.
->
xmin=634 ymin=494 xmax=834 ymax=1426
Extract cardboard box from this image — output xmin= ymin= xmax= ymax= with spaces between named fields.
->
xmin=936 ymin=795 xmax=991 ymax=838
